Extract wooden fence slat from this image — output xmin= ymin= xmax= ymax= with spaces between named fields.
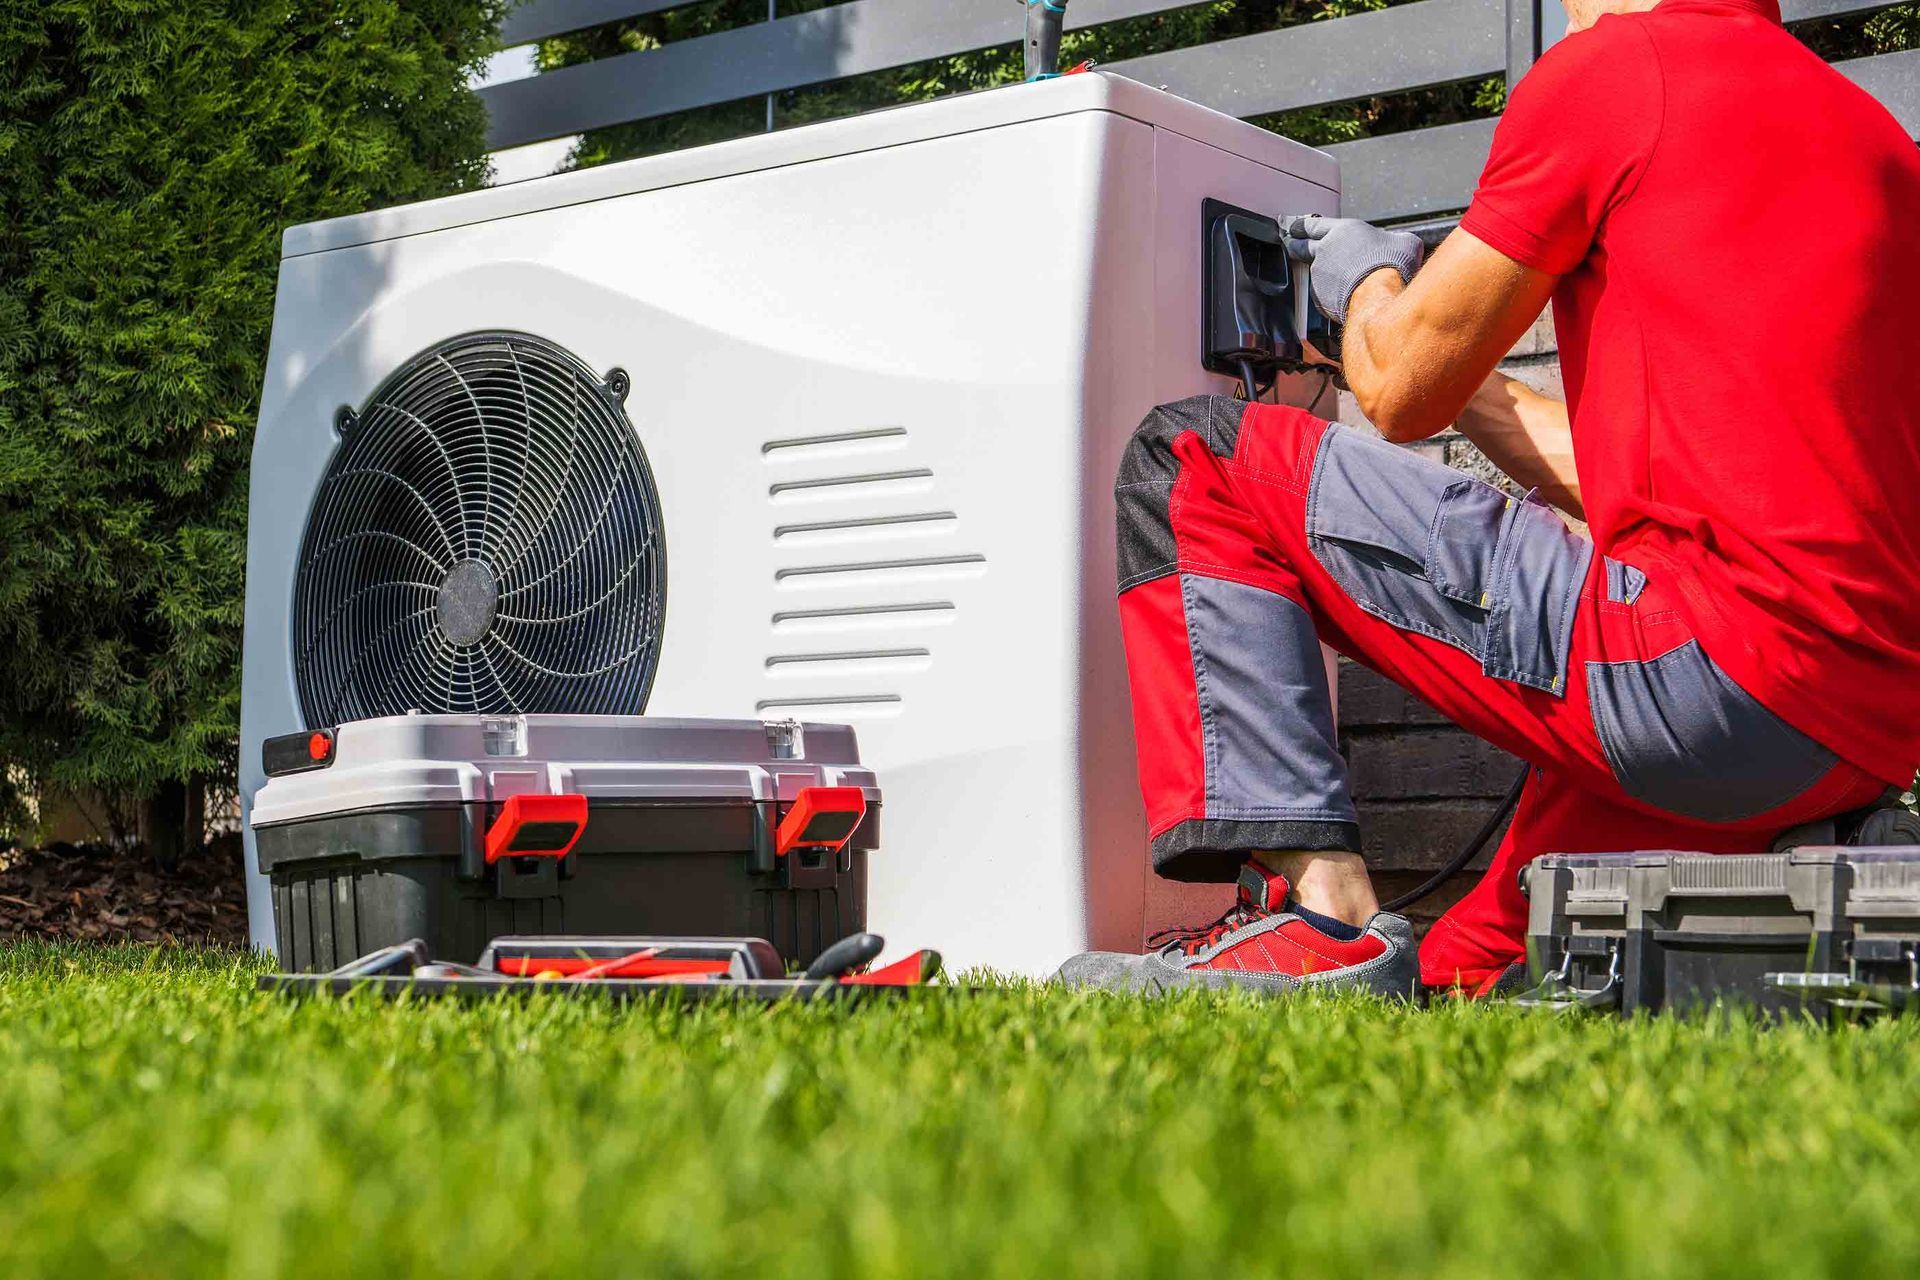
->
xmin=1108 ymin=0 xmax=1504 ymax=122
xmin=1781 ymin=0 xmax=1914 ymax=20
xmin=1837 ymin=48 xmax=1920 ymax=136
xmin=501 ymin=0 xmax=697 ymax=47
xmin=1327 ymin=117 xmax=1496 ymax=223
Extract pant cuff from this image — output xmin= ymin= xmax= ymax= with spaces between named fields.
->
xmin=1150 ymin=817 xmax=1363 ymax=883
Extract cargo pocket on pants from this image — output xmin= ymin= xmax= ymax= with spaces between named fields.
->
xmin=1305 ymin=423 xmax=1590 ymax=695
xmin=1587 ymin=640 xmax=1839 ymax=824
xmin=1483 ymin=495 xmax=1592 ymax=695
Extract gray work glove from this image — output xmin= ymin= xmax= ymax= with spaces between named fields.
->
xmin=1280 ymin=215 xmax=1425 ymax=324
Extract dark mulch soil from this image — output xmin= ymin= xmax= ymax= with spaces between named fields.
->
xmin=0 ymin=839 xmax=249 ymax=946
xmin=0 ymin=843 xmax=1472 ymax=949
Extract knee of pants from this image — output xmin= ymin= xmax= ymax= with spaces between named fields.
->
xmin=1115 ymin=395 xmax=1253 ymax=593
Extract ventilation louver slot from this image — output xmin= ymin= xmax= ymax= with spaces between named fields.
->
xmin=760 ymin=425 xmax=982 ymax=719
xmin=293 ymin=332 xmax=667 ymax=725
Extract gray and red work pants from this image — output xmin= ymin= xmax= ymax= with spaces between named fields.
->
xmin=1116 ymin=396 xmax=1887 ymax=987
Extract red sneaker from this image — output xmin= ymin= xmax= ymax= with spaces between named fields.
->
xmin=1055 ymin=863 xmax=1418 ymax=999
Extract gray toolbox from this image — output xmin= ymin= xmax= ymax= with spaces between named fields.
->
xmin=1521 ymin=849 xmax=1920 ymax=1015
xmin=250 ymin=714 xmax=880 ymax=972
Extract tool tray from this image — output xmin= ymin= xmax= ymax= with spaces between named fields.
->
xmin=258 ymin=933 xmax=945 ymax=1005
xmin=251 ymin=715 xmax=880 ymax=971
xmin=1521 ymin=848 xmax=1920 ymax=1015
xmin=260 ymin=973 xmax=911 ymax=1005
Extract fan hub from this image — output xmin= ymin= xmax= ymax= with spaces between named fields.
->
xmin=437 ymin=560 xmax=498 ymax=648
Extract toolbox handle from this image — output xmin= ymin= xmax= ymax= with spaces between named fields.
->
xmin=804 ymin=932 xmax=886 ymax=980
xmin=776 ymin=786 xmax=867 ymax=857
xmin=485 ymin=794 xmax=588 ymax=864
xmin=1512 ymin=942 xmax=1622 ymax=1013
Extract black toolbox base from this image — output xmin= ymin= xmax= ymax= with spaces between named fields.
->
xmin=271 ymin=848 xmax=867 ymax=972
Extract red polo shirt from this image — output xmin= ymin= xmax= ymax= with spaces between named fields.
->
xmin=1460 ymin=0 xmax=1920 ymax=786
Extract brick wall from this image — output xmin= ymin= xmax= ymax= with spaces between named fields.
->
xmin=1325 ymin=313 xmax=1562 ymax=922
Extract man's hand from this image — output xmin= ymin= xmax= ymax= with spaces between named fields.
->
xmin=1280 ymin=215 xmax=1426 ymax=324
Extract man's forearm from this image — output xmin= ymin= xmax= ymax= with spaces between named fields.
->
xmin=1339 ymin=272 xmax=1582 ymax=517
xmin=1333 ymin=232 xmax=1561 ymax=444
xmin=1455 ymin=374 xmax=1584 ymax=519
xmin=1339 ymin=273 xmax=1474 ymax=442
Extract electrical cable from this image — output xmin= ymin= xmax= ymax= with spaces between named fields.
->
xmin=1234 ymin=359 xmax=1283 ymax=404
xmin=1307 ymin=368 xmax=1336 ymax=416
xmin=1381 ymin=764 xmax=1530 ymax=913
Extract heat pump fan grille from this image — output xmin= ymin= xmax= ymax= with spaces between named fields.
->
xmin=293 ymin=332 xmax=666 ymax=725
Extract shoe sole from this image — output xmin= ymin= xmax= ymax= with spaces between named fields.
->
xmin=1059 ymin=947 xmax=1420 ymax=1001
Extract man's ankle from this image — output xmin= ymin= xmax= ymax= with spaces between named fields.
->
xmin=1252 ymin=849 xmax=1381 ymax=929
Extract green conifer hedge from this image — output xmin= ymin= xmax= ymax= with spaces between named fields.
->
xmin=0 ymin=1 xmax=504 ymax=847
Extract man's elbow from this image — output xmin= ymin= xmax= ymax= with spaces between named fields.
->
xmin=1355 ymin=387 xmax=1448 ymax=444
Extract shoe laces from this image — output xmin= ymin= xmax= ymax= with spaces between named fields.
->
xmin=1147 ymin=899 xmax=1270 ymax=957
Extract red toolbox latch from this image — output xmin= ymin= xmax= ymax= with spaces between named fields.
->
xmin=775 ymin=786 xmax=867 ymax=858
xmin=486 ymin=793 xmax=588 ymax=864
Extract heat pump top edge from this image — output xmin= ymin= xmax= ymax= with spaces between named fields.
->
xmin=282 ymin=74 xmax=1337 ymax=260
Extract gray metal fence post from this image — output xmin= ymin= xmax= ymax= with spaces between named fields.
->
xmin=767 ymin=0 xmax=777 ymax=132
xmin=1505 ymin=0 xmax=1540 ymax=88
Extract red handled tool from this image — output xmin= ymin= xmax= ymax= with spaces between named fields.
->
xmin=804 ymin=933 xmax=943 ymax=987
xmin=843 ymin=950 xmax=944 ymax=987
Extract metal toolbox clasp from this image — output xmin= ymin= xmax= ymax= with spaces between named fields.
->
xmin=1513 ymin=935 xmax=1623 ymax=1012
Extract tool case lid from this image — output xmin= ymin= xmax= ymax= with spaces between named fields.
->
xmin=1835 ymin=847 xmax=1920 ymax=918
xmin=250 ymin=714 xmax=877 ymax=829
xmin=1526 ymin=852 xmax=1648 ymax=910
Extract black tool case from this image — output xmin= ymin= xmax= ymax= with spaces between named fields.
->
xmin=1521 ymin=848 xmax=1920 ymax=1015
xmin=250 ymin=715 xmax=879 ymax=971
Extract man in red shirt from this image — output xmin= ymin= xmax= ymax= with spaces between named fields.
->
xmin=1060 ymin=0 xmax=1920 ymax=996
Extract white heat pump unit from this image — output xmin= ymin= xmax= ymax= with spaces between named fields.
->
xmin=241 ymin=73 xmax=1339 ymax=974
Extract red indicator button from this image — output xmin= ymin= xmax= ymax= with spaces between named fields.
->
xmin=262 ymin=728 xmax=337 ymax=776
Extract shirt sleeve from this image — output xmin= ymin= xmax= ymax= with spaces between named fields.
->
xmin=1460 ymin=19 xmax=1666 ymax=275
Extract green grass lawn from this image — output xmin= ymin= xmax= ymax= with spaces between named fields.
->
xmin=1 ymin=943 xmax=1915 ymax=1279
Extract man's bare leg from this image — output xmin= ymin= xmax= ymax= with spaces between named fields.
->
xmin=1253 ymin=850 xmax=1381 ymax=929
